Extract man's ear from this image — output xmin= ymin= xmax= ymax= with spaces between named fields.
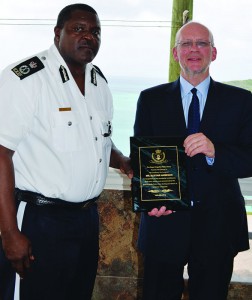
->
xmin=172 ymin=47 xmax=179 ymax=62
xmin=211 ymin=47 xmax=217 ymax=62
xmin=54 ymin=26 xmax=61 ymax=42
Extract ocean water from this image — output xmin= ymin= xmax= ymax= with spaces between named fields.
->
xmin=109 ymin=76 xmax=166 ymax=155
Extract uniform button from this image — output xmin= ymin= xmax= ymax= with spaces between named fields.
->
xmin=95 ymin=137 xmax=98 ymax=141
xmin=90 ymin=116 xmax=93 ymax=120
xmin=99 ymin=159 xmax=102 ymax=163
xmin=68 ymin=121 xmax=72 ymax=126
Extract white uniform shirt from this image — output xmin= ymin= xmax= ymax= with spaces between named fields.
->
xmin=0 ymin=45 xmax=113 ymax=202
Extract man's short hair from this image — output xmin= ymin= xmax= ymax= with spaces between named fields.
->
xmin=56 ymin=3 xmax=98 ymax=29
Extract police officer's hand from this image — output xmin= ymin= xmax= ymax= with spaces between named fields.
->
xmin=119 ymin=156 xmax=133 ymax=179
xmin=110 ymin=143 xmax=133 ymax=178
xmin=1 ymin=229 xmax=34 ymax=279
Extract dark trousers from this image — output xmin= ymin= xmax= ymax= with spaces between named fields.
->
xmin=187 ymin=252 xmax=234 ymax=300
xmin=0 ymin=202 xmax=99 ymax=300
xmin=142 ymin=253 xmax=234 ymax=300
xmin=142 ymin=257 xmax=185 ymax=300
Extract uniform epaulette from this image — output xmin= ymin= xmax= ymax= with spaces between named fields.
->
xmin=93 ymin=65 xmax=108 ymax=83
xmin=11 ymin=56 xmax=45 ymax=80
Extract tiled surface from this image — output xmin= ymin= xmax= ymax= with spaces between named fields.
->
xmin=92 ymin=189 xmax=252 ymax=300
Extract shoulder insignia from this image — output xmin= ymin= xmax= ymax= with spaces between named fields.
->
xmin=91 ymin=68 xmax=97 ymax=86
xmin=59 ymin=65 xmax=70 ymax=83
xmin=11 ymin=56 xmax=44 ymax=80
xmin=93 ymin=65 xmax=108 ymax=83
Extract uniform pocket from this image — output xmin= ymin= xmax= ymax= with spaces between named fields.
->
xmin=52 ymin=111 xmax=83 ymax=152
xmin=96 ymin=110 xmax=113 ymax=138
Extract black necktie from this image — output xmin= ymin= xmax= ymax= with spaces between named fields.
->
xmin=187 ymin=88 xmax=200 ymax=134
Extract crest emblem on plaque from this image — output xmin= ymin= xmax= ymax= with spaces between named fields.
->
xmin=151 ymin=149 xmax=167 ymax=164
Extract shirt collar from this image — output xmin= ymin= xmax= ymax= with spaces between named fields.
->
xmin=180 ymin=75 xmax=210 ymax=98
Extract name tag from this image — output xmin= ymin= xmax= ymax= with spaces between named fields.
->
xmin=59 ymin=107 xmax=71 ymax=112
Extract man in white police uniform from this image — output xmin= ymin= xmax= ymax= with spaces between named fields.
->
xmin=0 ymin=4 xmax=132 ymax=300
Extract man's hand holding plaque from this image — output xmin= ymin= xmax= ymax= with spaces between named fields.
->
xmin=148 ymin=206 xmax=174 ymax=217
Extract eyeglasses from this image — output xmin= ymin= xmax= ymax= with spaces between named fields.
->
xmin=176 ymin=40 xmax=212 ymax=49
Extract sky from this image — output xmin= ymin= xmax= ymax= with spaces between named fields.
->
xmin=1 ymin=0 xmax=252 ymax=83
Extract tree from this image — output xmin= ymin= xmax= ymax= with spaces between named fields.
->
xmin=168 ymin=0 xmax=193 ymax=82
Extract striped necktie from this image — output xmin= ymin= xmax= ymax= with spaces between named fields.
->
xmin=187 ymin=88 xmax=200 ymax=134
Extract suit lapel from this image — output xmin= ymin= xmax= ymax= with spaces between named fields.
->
xmin=200 ymin=78 xmax=221 ymax=136
xmin=164 ymin=79 xmax=187 ymax=136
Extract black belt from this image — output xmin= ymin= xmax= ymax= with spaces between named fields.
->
xmin=15 ymin=188 xmax=99 ymax=209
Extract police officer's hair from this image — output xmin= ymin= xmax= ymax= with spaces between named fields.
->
xmin=56 ymin=3 xmax=98 ymax=29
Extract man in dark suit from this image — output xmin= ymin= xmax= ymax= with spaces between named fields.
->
xmin=134 ymin=21 xmax=252 ymax=300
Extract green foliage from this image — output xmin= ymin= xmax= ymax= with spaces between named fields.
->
xmin=223 ymin=79 xmax=252 ymax=92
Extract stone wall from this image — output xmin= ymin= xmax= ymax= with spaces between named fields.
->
xmin=93 ymin=189 xmax=143 ymax=299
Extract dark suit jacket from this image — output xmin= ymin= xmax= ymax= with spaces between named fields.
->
xmin=134 ymin=78 xmax=252 ymax=264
